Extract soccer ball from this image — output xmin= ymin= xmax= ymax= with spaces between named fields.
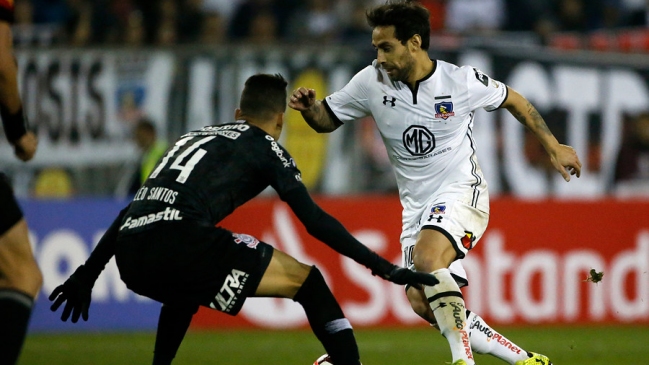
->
xmin=313 ymin=354 xmax=333 ymax=365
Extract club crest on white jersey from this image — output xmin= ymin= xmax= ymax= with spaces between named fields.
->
xmin=325 ymin=59 xmax=506 ymax=226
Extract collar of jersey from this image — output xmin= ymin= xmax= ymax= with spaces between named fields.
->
xmin=415 ymin=59 xmax=437 ymax=84
xmin=403 ymin=59 xmax=437 ymax=104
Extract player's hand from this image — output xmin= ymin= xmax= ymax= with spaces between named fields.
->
xmin=549 ymin=144 xmax=581 ymax=182
xmin=49 ymin=265 xmax=94 ymax=323
xmin=13 ymin=131 xmax=37 ymax=162
xmin=288 ymin=87 xmax=316 ymax=112
xmin=373 ymin=263 xmax=439 ymax=289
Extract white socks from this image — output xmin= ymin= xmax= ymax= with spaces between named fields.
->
xmin=424 ymin=268 xmax=474 ymax=365
xmin=466 ymin=310 xmax=529 ymax=364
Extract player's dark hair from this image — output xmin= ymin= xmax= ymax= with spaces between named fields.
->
xmin=135 ymin=117 xmax=156 ymax=134
xmin=240 ymin=74 xmax=288 ymax=120
xmin=366 ymin=1 xmax=430 ymax=50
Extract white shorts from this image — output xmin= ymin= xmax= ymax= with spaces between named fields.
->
xmin=401 ymin=198 xmax=489 ymax=288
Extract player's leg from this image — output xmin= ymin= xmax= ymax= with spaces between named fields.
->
xmin=0 ymin=175 xmax=43 ymax=365
xmin=408 ymin=199 xmax=491 ymax=365
xmin=151 ymin=303 xmax=199 ymax=365
xmin=465 ymin=310 xmax=552 ymax=365
xmin=413 ymin=228 xmax=475 ymax=365
xmin=406 ymin=287 xmax=549 ymax=364
xmin=255 ymin=249 xmax=361 ymax=365
xmin=117 ymin=226 xmax=359 ymax=365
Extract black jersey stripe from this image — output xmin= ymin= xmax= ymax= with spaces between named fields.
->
xmin=466 ymin=115 xmax=481 ymax=208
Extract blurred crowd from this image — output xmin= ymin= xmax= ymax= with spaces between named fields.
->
xmin=8 ymin=0 xmax=649 ymax=198
xmin=11 ymin=0 xmax=649 ymax=47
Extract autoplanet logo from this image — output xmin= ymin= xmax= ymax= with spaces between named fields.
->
xmin=403 ymin=125 xmax=435 ymax=156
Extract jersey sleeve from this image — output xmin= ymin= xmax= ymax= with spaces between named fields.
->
xmin=257 ymin=135 xmax=304 ymax=198
xmin=324 ymin=65 xmax=373 ymax=123
xmin=463 ymin=66 xmax=508 ymax=112
xmin=0 ymin=0 xmax=14 ymax=23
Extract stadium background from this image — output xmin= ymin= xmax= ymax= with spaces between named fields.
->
xmin=1 ymin=0 xmax=649 ymax=364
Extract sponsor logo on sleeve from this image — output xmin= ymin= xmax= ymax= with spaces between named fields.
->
xmin=473 ymin=68 xmax=490 ymax=87
xmin=265 ymin=135 xmax=292 ymax=168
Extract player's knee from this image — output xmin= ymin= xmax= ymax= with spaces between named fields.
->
xmin=298 ymin=266 xmax=325 ymax=291
xmin=284 ymin=261 xmax=313 ymax=299
xmin=286 ymin=261 xmax=312 ymax=293
xmin=412 ymin=253 xmax=442 ymax=273
xmin=294 ymin=266 xmax=335 ymax=305
xmin=0 ymin=257 xmax=41 ymax=297
xmin=412 ymin=245 xmax=454 ymax=273
xmin=413 ymin=230 xmax=458 ymax=272
xmin=295 ymin=261 xmax=312 ymax=282
xmin=25 ymin=261 xmax=43 ymax=296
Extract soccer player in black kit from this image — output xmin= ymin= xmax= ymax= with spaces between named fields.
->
xmin=49 ymin=74 xmax=439 ymax=365
xmin=0 ymin=1 xmax=41 ymax=364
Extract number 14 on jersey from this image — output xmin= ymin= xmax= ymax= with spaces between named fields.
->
xmin=149 ymin=136 xmax=215 ymax=183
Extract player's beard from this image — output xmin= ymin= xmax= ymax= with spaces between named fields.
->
xmin=386 ymin=53 xmax=416 ymax=84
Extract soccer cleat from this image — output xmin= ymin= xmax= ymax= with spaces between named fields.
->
xmin=515 ymin=352 xmax=552 ymax=365
xmin=451 ymin=361 xmax=468 ymax=365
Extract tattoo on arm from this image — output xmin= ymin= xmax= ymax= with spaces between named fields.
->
xmin=512 ymin=101 xmax=551 ymax=136
xmin=303 ymin=100 xmax=337 ymax=133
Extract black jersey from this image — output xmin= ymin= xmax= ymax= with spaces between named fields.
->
xmin=0 ymin=0 xmax=14 ymax=23
xmin=91 ymin=122 xmax=397 ymax=285
xmin=119 ymin=122 xmax=303 ymax=234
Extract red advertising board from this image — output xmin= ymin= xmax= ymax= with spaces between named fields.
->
xmin=192 ymin=196 xmax=649 ymax=329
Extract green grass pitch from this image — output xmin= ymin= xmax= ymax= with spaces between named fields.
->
xmin=19 ymin=326 xmax=649 ymax=364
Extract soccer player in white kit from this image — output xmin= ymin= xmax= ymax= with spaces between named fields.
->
xmin=289 ymin=2 xmax=582 ymax=365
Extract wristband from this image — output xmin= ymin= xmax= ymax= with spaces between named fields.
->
xmin=1 ymin=106 xmax=28 ymax=143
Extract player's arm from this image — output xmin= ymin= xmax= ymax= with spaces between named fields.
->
xmin=288 ymin=87 xmax=341 ymax=133
xmin=49 ymin=204 xmax=131 ymax=322
xmin=501 ymin=86 xmax=582 ymax=181
xmin=281 ymin=186 xmax=438 ymax=288
xmin=83 ymin=204 xmax=131 ymax=279
xmin=0 ymin=21 xmax=37 ymax=161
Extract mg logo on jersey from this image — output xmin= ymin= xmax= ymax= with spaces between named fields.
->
xmin=434 ymin=101 xmax=455 ymax=120
xmin=403 ymin=125 xmax=435 ymax=156
xmin=383 ymin=96 xmax=396 ymax=107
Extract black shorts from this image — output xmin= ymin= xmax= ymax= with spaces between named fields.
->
xmin=0 ymin=172 xmax=23 ymax=236
xmin=115 ymin=222 xmax=274 ymax=316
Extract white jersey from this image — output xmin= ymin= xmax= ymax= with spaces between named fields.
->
xmin=325 ymin=59 xmax=507 ymax=232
